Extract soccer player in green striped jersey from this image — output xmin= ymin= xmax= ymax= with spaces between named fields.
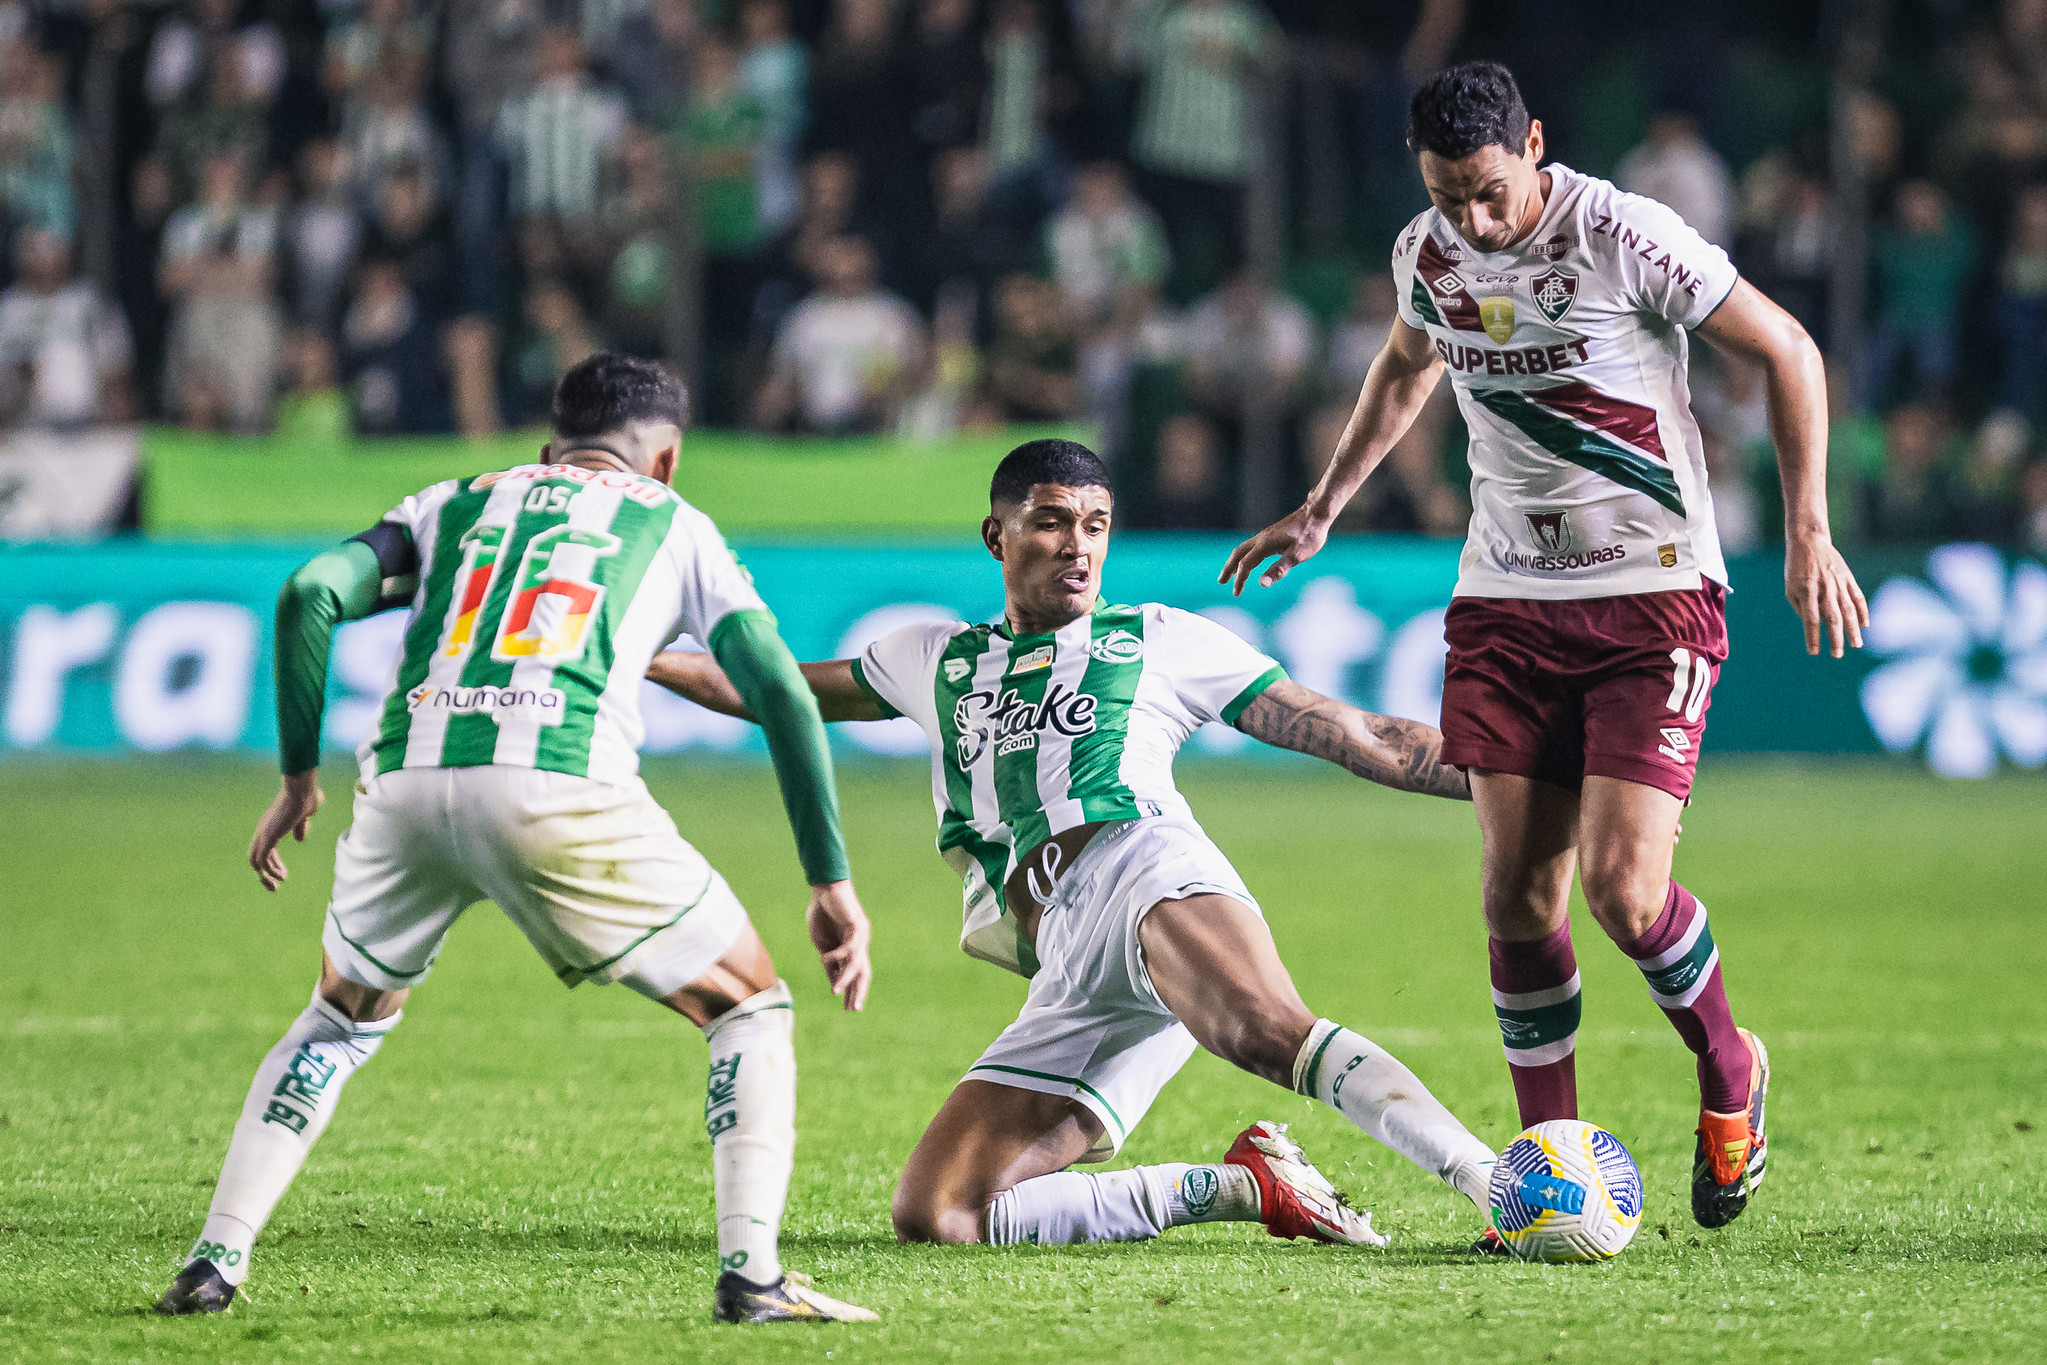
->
xmin=157 ymin=356 xmax=877 ymax=1325
xmin=651 ymin=439 xmax=1501 ymax=1252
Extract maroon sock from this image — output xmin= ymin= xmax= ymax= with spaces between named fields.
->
xmin=1616 ymin=882 xmax=1751 ymax=1114
xmin=1490 ymin=923 xmax=1581 ymax=1126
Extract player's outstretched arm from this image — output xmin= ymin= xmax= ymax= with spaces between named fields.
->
xmin=1234 ymin=678 xmax=1470 ymax=800
xmin=646 ymin=652 xmax=889 ymax=722
xmin=253 ymin=538 xmax=397 ymax=891
xmin=1697 ymin=278 xmax=1868 ymax=658
xmin=704 ymin=613 xmax=874 ymax=1010
xmin=1221 ymin=318 xmax=1444 ymax=595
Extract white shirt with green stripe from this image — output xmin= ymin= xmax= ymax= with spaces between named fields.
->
xmin=361 ymin=463 xmax=766 ymax=783
xmin=1392 ymin=163 xmax=1741 ymax=600
xmin=853 ymin=599 xmax=1286 ymax=977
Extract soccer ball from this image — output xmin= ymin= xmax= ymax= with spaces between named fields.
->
xmin=1488 ymin=1119 xmax=1643 ymax=1263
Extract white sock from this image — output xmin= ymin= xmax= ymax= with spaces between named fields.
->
xmin=984 ymin=1163 xmax=1260 ymax=1245
xmin=702 ymin=980 xmax=795 ymax=1287
xmin=194 ymin=993 xmax=398 ymax=1285
xmin=1294 ymin=1018 xmax=1496 ymax=1209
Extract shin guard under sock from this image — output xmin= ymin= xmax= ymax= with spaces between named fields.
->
xmin=702 ymin=981 xmax=796 ymax=1286
xmin=1294 ymin=1019 xmax=1496 ymax=1207
xmin=1491 ymin=924 xmax=1582 ymax=1125
xmin=1619 ymin=882 xmax=1750 ymax=1113
xmin=195 ymin=993 xmax=398 ymax=1284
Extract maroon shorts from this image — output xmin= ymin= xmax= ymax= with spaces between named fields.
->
xmin=1438 ymin=585 xmax=1728 ymax=800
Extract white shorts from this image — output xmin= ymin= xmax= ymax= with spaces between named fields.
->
xmin=966 ymin=816 xmax=1260 ymax=1162
xmin=323 ymin=766 xmax=749 ymax=999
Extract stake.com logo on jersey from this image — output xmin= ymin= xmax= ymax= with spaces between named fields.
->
xmin=952 ymin=683 xmax=1098 ymax=764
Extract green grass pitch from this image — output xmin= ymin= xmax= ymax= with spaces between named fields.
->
xmin=3 ymin=757 xmax=2044 ymax=1363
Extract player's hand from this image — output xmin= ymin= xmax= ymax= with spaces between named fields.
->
xmin=806 ymin=880 xmax=873 ymax=1012
xmin=1219 ymin=504 xmax=1332 ymax=595
xmin=249 ymin=770 xmax=323 ymax=892
xmin=1785 ymin=532 xmax=1869 ymax=659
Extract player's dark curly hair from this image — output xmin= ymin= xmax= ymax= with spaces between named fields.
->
xmin=551 ymin=352 xmax=691 ymax=439
xmin=990 ymin=438 xmax=1113 ymax=508
xmin=1407 ymin=61 xmax=1531 ymax=161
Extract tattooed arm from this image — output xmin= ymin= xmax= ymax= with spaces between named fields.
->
xmin=1233 ymin=678 xmax=1471 ymax=800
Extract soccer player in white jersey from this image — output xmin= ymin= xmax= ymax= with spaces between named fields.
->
xmin=1224 ymin=63 xmax=1870 ymax=1233
xmin=651 ymin=438 xmax=1500 ymax=1252
xmin=156 ymin=356 xmax=878 ymax=1324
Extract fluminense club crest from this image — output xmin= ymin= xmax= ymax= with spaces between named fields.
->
xmin=1532 ymin=267 xmax=1578 ymax=324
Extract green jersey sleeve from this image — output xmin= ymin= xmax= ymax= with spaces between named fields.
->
xmin=274 ymin=513 xmax=423 ymax=775
xmin=274 ymin=541 xmax=385 ymax=774
xmin=709 ymin=609 xmax=853 ymax=886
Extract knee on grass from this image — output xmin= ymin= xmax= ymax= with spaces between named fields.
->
xmin=890 ymin=1183 xmax=990 ymax=1245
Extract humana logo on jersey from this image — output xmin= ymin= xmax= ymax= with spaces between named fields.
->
xmin=407 ymin=683 xmax=569 ymax=725
xmin=953 ymin=682 xmax=1098 ymax=764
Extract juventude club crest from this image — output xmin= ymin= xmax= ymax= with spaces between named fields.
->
xmin=1180 ymin=1166 xmax=1219 ymax=1217
xmin=1088 ymin=628 xmax=1143 ymax=664
xmin=1532 ymin=267 xmax=1579 ymax=323
xmin=1526 ymin=510 xmax=1572 ymax=553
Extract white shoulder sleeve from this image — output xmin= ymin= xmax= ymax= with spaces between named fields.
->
xmin=1150 ymin=605 xmax=1287 ymax=726
xmin=1597 ymin=189 xmax=1740 ymax=330
xmin=856 ymin=621 xmax=967 ymax=722
xmin=1391 ymin=211 xmax=1434 ymax=331
xmin=668 ymin=504 xmax=770 ymax=643
xmin=381 ymin=478 xmax=464 ymax=540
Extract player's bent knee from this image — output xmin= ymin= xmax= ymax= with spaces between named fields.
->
xmin=889 ymin=1182 xmax=985 ymax=1245
xmin=317 ymin=954 xmax=406 ymax=1022
xmin=1579 ymin=861 xmax=1668 ymax=940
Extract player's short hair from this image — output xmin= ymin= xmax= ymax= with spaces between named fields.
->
xmin=1408 ymin=61 xmax=1531 ymax=161
xmin=550 ymin=353 xmax=691 ymax=440
xmin=990 ymin=438 xmax=1113 ymax=509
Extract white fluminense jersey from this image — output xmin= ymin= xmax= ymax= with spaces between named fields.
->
xmin=854 ymin=600 xmax=1286 ymax=976
xmin=1392 ymin=163 xmax=1740 ymax=600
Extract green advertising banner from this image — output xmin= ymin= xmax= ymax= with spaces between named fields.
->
xmin=4 ymin=537 xmax=2042 ymax=777
xmin=141 ymin=426 xmax=1080 ymax=539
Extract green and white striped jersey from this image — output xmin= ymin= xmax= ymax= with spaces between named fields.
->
xmin=854 ymin=600 xmax=1286 ymax=976
xmin=362 ymin=463 xmax=765 ymax=782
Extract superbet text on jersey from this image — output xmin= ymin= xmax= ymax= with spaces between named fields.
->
xmin=1393 ymin=163 xmax=1741 ymax=601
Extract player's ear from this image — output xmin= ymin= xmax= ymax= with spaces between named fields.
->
xmin=982 ymin=514 xmax=1005 ymax=562
xmin=1525 ymin=119 xmax=1544 ymax=162
xmin=651 ymin=442 xmax=679 ymax=486
xmin=539 ymin=441 xmax=553 ymax=462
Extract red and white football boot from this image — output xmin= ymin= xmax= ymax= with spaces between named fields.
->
xmin=1224 ymin=1121 xmax=1387 ymax=1247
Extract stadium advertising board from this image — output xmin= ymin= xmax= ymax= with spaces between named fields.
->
xmin=3 ymin=539 xmax=2042 ymax=776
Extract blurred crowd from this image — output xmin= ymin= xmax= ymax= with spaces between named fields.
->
xmin=1 ymin=0 xmax=2045 ymax=545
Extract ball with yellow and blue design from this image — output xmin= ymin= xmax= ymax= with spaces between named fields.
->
xmin=1488 ymin=1119 xmax=1643 ymax=1262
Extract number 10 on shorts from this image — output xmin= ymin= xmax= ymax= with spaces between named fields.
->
xmin=1661 ymin=647 xmax=1713 ymax=764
